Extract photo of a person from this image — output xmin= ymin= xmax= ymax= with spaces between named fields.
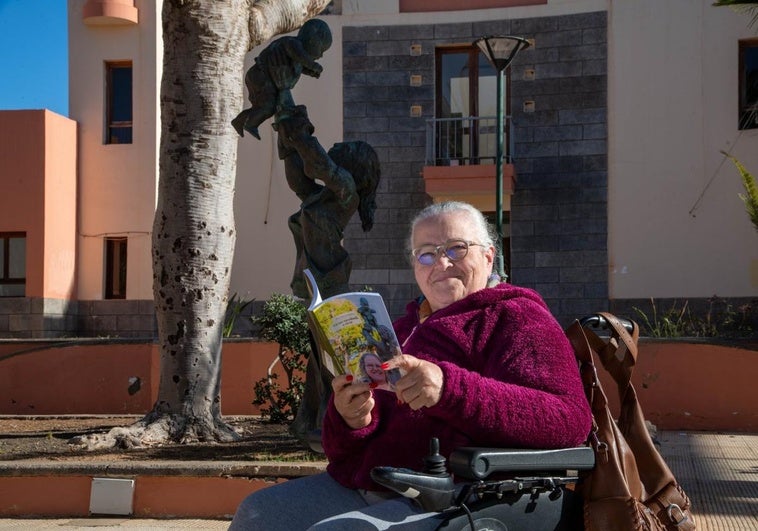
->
xmin=359 ymin=352 xmax=386 ymax=385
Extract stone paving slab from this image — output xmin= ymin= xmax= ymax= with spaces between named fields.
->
xmin=658 ymin=431 xmax=758 ymax=531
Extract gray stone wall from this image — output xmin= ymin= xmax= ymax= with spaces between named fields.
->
xmin=342 ymin=12 xmax=609 ymax=325
xmin=0 ymin=298 xmax=156 ymax=338
xmin=509 ymin=12 xmax=609 ymax=325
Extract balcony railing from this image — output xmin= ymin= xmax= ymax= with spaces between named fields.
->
xmin=425 ymin=115 xmax=514 ymax=166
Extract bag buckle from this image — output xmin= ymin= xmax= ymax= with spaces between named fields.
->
xmin=666 ymin=503 xmax=689 ymax=526
xmin=588 ymin=431 xmax=609 ymax=464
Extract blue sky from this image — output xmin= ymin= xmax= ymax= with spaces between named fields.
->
xmin=0 ymin=0 xmax=68 ymax=116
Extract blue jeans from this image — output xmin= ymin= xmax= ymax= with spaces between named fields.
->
xmin=229 ymin=472 xmax=447 ymax=530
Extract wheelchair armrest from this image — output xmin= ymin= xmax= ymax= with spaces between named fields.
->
xmin=449 ymin=446 xmax=595 ymax=480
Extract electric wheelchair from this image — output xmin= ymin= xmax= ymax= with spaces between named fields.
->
xmin=366 ymin=314 xmax=633 ymax=531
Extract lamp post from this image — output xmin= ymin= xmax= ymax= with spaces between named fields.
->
xmin=473 ymin=36 xmax=530 ymax=282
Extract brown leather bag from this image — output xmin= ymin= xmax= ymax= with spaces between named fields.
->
xmin=565 ymin=312 xmax=695 ymax=531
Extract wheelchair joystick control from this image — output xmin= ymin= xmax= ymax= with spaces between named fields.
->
xmin=423 ymin=437 xmax=447 ymax=475
xmin=370 ymin=437 xmax=456 ymax=512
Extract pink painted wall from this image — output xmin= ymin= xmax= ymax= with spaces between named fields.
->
xmin=0 ymin=340 xmax=284 ymax=416
xmin=1 ymin=338 xmax=755 ymax=431
xmin=0 ymin=475 xmax=280 ymax=518
xmin=43 ymin=111 xmax=78 ymax=300
xmin=0 ymin=110 xmax=77 ymax=300
xmin=599 ymin=340 xmax=758 ymax=432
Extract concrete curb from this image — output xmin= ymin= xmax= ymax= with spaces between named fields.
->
xmin=0 ymin=460 xmax=327 ymax=478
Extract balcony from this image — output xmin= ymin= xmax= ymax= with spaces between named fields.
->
xmin=422 ymin=115 xmax=516 ymax=212
xmin=83 ymin=0 xmax=139 ymax=25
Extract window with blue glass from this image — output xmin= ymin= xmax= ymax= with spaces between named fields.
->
xmin=106 ymin=62 xmax=133 ymax=144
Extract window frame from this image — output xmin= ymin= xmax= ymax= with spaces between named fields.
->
xmin=0 ymin=232 xmax=27 ymax=297
xmin=104 ymin=237 xmax=128 ymax=300
xmin=739 ymin=38 xmax=758 ymax=131
xmin=105 ymin=61 xmax=133 ymax=144
xmin=435 ymin=45 xmax=513 ymax=120
xmin=433 ymin=44 xmax=513 ymax=165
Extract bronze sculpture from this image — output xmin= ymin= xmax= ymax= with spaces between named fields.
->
xmin=275 ymin=106 xmax=380 ymax=299
xmin=233 ymin=20 xmax=381 ymax=442
xmin=232 ymin=19 xmax=332 ymax=139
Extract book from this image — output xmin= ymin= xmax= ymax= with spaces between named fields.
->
xmin=303 ymin=268 xmax=403 ymax=390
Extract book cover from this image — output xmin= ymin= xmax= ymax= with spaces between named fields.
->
xmin=304 ymin=269 xmax=402 ymax=390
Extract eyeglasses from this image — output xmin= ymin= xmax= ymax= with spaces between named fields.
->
xmin=411 ymin=239 xmax=484 ymax=266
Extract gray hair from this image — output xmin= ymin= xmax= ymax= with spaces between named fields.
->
xmin=407 ymin=201 xmax=495 ymax=254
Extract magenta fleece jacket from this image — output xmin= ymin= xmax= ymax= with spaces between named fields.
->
xmin=321 ymin=283 xmax=593 ymax=490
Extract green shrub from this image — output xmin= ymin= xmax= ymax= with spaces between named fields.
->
xmin=633 ymin=297 xmax=754 ymax=338
xmin=223 ymin=292 xmax=254 ymax=338
xmin=721 ymin=151 xmax=758 ymax=234
xmin=251 ymin=294 xmax=311 ymax=423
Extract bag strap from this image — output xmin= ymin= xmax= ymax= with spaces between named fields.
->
xmin=566 ymin=314 xmax=640 ymax=434
xmin=594 ymin=312 xmax=640 ymax=400
xmin=565 ymin=320 xmax=601 ymax=407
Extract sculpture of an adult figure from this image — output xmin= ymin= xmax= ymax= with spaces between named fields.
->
xmin=274 ymin=104 xmax=380 ymax=441
xmin=275 ymin=104 xmax=380 ymax=300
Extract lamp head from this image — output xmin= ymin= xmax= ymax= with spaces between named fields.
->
xmin=474 ymin=36 xmax=531 ymax=72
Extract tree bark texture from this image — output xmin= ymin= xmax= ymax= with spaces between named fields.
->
xmin=150 ymin=0 xmax=332 ymax=443
xmin=152 ymin=0 xmax=251 ymax=442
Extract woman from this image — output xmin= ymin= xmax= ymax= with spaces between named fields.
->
xmin=230 ymin=201 xmax=592 ymax=530
xmin=359 ymin=352 xmax=387 ymax=386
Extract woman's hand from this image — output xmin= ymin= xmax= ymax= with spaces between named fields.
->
xmin=387 ymin=355 xmax=444 ymax=410
xmin=331 ymin=374 xmax=375 ymax=430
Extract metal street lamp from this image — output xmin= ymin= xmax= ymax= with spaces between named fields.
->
xmin=473 ymin=35 xmax=531 ymax=282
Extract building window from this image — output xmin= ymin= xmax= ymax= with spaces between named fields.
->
xmin=739 ymin=39 xmax=758 ymax=130
xmin=106 ymin=61 xmax=133 ymax=144
xmin=0 ymin=233 xmax=26 ymax=297
xmin=432 ymin=45 xmax=511 ymax=165
xmin=105 ymin=237 xmax=127 ymax=299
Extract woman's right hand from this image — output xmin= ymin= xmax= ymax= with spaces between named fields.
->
xmin=332 ymin=374 xmax=375 ymax=430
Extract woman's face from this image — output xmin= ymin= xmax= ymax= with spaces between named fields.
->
xmin=412 ymin=211 xmax=495 ymax=312
xmin=363 ymin=354 xmax=386 ymax=383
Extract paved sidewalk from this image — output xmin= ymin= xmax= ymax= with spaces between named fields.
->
xmin=0 ymin=431 xmax=755 ymax=530
xmin=658 ymin=431 xmax=758 ymax=531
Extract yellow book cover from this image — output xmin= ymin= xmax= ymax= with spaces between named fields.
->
xmin=304 ymin=269 xmax=402 ymax=390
